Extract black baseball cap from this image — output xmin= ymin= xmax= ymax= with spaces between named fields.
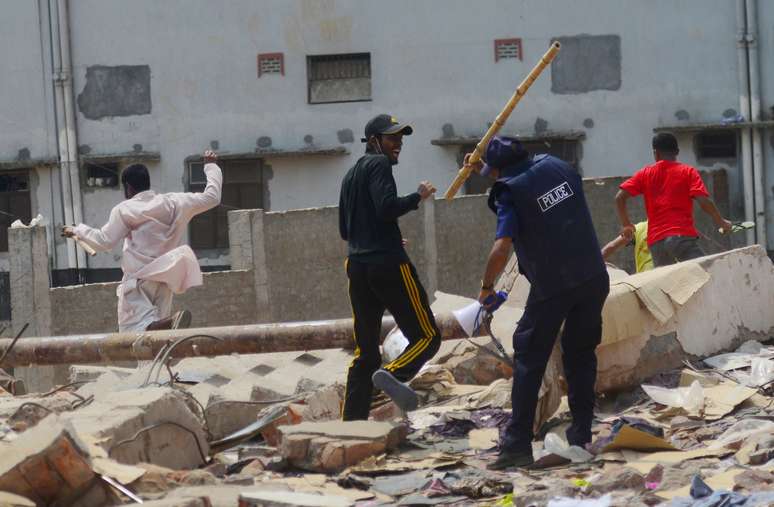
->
xmin=361 ymin=114 xmax=413 ymax=142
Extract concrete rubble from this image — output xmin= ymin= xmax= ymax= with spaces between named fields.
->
xmin=0 ymin=246 xmax=772 ymax=505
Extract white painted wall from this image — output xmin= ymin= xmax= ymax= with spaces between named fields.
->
xmin=0 ymin=0 xmax=770 ymax=272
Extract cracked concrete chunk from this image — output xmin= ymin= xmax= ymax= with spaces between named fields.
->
xmin=278 ymin=420 xmax=406 ymax=473
xmin=60 ymin=387 xmax=208 ymax=470
xmin=239 ymin=491 xmax=352 ymax=506
xmin=0 ymin=492 xmax=34 ymax=507
xmin=433 ymin=340 xmax=512 ymax=385
xmin=127 ymin=498 xmax=212 ymax=507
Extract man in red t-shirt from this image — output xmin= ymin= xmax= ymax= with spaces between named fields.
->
xmin=616 ymin=133 xmax=731 ymax=267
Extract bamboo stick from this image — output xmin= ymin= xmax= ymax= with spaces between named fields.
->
xmin=443 ymin=41 xmax=561 ymax=199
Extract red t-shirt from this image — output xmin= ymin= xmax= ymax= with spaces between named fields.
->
xmin=620 ymin=160 xmax=709 ymax=246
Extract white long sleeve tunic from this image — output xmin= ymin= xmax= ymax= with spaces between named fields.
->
xmin=73 ymin=163 xmax=223 ymax=297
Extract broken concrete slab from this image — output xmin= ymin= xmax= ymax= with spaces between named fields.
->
xmin=597 ymin=246 xmax=774 ymax=392
xmin=277 ymin=421 xmax=406 ymax=473
xmin=59 ymin=387 xmax=208 ymax=470
xmin=127 ymin=498 xmax=212 ymax=507
xmin=432 ymin=340 xmax=512 ymax=385
xmin=0 ymin=419 xmax=100 ymax=505
xmin=238 ymin=491 xmax=352 ymax=507
xmin=0 ymin=492 xmax=34 ymax=507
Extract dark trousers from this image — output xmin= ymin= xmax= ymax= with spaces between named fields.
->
xmin=342 ymin=259 xmax=441 ymax=421
xmin=649 ymin=235 xmax=705 ymax=267
xmin=502 ymin=272 xmax=610 ymax=452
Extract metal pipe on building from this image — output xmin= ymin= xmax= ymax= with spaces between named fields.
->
xmin=745 ymin=0 xmax=767 ymax=249
xmin=50 ymin=0 xmax=77 ymax=269
xmin=736 ymin=0 xmax=756 ymax=246
xmin=56 ymin=0 xmax=87 ymax=270
xmin=0 ymin=313 xmax=474 ymax=368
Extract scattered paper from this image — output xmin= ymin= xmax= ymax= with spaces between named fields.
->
xmin=601 ymin=425 xmax=676 ymax=453
xmin=621 ymin=448 xmax=728 ymax=474
xmin=468 ymin=428 xmax=498 ymax=450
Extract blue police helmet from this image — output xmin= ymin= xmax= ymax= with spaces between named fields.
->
xmin=481 ymin=136 xmax=529 ymax=177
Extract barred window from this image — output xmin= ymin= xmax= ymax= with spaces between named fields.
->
xmin=495 ymin=38 xmax=523 ymax=61
xmin=0 ymin=171 xmax=31 ymax=252
xmin=307 ymin=53 xmax=371 ymax=104
xmin=696 ymin=130 xmax=736 ymax=160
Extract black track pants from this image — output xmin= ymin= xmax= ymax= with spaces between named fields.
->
xmin=342 ymin=259 xmax=441 ymax=421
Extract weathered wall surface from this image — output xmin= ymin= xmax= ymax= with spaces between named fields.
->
xmin=1 ymin=0 xmax=767 ymax=279
xmin=435 ymin=195 xmax=497 ymax=299
xmin=48 ymin=270 xmax=256 ymax=335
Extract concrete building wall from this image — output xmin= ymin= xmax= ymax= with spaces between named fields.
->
xmin=10 ymin=172 xmax=732 ymax=338
xmin=0 ymin=0 xmax=767 ymax=282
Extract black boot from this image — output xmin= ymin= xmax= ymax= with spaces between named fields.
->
xmin=487 ymin=449 xmax=534 ymax=471
xmin=146 ymin=310 xmax=192 ymax=331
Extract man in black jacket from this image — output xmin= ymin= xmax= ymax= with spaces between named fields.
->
xmin=339 ymin=114 xmax=438 ymax=420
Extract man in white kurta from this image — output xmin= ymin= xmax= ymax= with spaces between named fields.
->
xmin=63 ymin=150 xmax=223 ymax=332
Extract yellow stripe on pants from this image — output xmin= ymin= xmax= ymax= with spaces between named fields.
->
xmin=384 ymin=264 xmax=435 ymax=371
xmin=399 ymin=264 xmax=434 ymax=337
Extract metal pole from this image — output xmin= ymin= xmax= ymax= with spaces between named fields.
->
xmin=0 ymin=312 xmax=474 ymax=368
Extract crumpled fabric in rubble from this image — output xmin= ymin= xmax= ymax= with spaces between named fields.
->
xmin=667 ymin=475 xmax=774 ymax=506
xmin=428 ymin=408 xmax=510 ymax=438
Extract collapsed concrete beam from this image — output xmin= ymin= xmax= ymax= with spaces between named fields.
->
xmin=0 ymin=313 xmax=470 ymax=368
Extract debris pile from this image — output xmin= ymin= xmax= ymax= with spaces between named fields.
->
xmin=0 ymin=248 xmax=772 ymax=505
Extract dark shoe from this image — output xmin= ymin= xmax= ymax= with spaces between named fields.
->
xmin=146 ymin=310 xmax=192 ymax=331
xmin=371 ymin=369 xmax=418 ymax=412
xmin=487 ymin=449 xmax=534 ymax=471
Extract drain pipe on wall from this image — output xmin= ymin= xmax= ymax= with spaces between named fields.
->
xmin=50 ymin=0 xmax=77 ymax=269
xmin=736 ymin=0 xmax=756 ymax=246
xmin=54 ymin=0 xmax=88 ymax=271
xmin=745 ymin=0 xmax=767 ymax=249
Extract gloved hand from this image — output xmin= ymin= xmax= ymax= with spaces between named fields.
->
xmin=482 ymin=291 xmax=508 ymax=313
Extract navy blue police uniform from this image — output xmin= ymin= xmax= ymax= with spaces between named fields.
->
xmin=490 ymin=153 xmax=609 ymax=453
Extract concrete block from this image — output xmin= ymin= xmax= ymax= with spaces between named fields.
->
xmin=260 ymin=384 xmax=344 ymax=446
xmin=596 ymin=246 xmax=774 ymax=392
xmin=127 ymin=498 xmax=212 ymax=507
xmin=238 ymin=491 xmax=351 ymax=507
xmin=60 ymin=387 xmax=208 ymax=470
xmin=0 ymin=492 xmax=34 ymax=507
xmin=277 ymin=421 xmax=406 ymax=473
xmin=432 ymin=340 xmax=512 ymax=385
xmin=0 ymin=419 xmax=95 ymax=505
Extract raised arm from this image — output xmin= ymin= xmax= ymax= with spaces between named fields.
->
xmin=174 ymin=150 xmax=223 ymax=219
xmin=66 ymin=206 xmax=130 ymax=252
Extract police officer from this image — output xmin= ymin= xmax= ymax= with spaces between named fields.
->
xmin=339 ymin=114 xmax=440 ymax=420
xmin=469 ymin=136 xmax=609 ymax=470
